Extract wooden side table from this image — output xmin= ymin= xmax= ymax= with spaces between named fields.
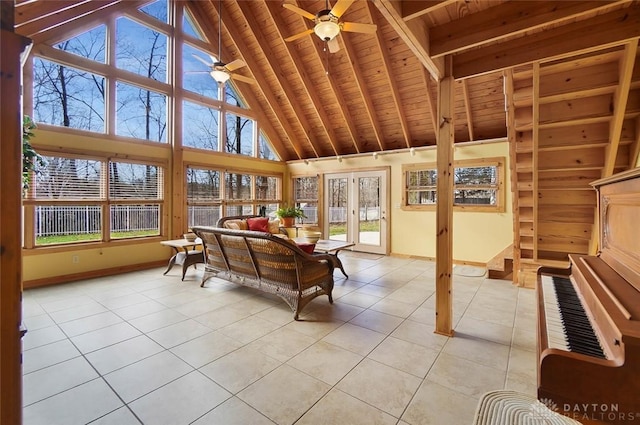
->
xmin=160 ymin=239 xmax=204 ymax=281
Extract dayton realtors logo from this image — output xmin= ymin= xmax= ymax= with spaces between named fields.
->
xmin=530 ymin=399 xmax=639 ymax=423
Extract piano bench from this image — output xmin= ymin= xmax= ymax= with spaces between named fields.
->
xmin=473 ymin=390 xmax=582 ymax=425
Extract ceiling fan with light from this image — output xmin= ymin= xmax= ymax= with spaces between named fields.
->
xmin=283 ymin=0 xmax=377 ymax=53
xmin=191 ymin=0 xmax=254 ymax=86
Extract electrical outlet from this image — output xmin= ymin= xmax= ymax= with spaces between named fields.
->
xmin=72 ymin=255 xmax=79 ymax=263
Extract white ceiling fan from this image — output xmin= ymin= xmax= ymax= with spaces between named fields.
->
xmin=283 ymin=0 xmax=377 ymax=53
xmin=191 ymin=0 xmax=254 ymax=85
xmin=191 ymin=54 xmax=254 ymax=85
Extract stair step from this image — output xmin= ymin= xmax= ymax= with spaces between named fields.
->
xmin=487 ymin=245 xmax=514 ymax=280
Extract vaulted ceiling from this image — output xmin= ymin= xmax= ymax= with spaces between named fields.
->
xmin=11 ymin=0 xmax=640 ymax=161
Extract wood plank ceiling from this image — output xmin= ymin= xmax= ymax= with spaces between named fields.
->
xmin=12 ymin=0 xmax=640 ymax=162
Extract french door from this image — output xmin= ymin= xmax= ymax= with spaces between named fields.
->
xmin=323 ymin=170 xmax=389 ymax=255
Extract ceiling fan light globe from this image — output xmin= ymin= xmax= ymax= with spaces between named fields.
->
xmin=314 ymin=21 xmax=340 ymax=41
xmin=210 ymin=69 xmax=230 ymax=84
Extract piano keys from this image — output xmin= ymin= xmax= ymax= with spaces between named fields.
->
xmin=537 ymin=168 xmax=640 ymax=424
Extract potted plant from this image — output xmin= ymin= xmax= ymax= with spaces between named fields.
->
xmin=22 ymin=115 xmax=44 ymax=194
xmin=275 ymin=205 xmax=305 ymax=227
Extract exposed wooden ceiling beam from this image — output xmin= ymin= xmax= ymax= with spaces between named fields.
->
xmin=235 ymin=1 xmax=325 ymax=158
xmin=366 ymin=1 xmax=411 ymax=149
xmin=461 ymin=79 xmax=474 ymax=141
xmin=340 ymin=32 xmax=385 ymax=152
xmin=453 ymin=5 xmax=640 ymax=79
xmin=16 ymin=0 xmax=130 ymax=43
xmin=202 ymin=0 xmax=305 ymax=159
xmin=421 ymin=68 xmax=437 ymax=136
xmin=603 ymin=40 xmax=637 ymax=176
xmin=14 ymin=0 xmax=87 ymax=28
xmin=631 ymin=116 xmax=640 ymax=168
xmin=263 ymin=1 xmax=345 ymax=158
xmin=402 ymin=0 xmax=456 ymax=22
xmin=374 ymin=0 xmax=443 ymax=81
xmin=430 ymin=1 xmax=627 ymax=58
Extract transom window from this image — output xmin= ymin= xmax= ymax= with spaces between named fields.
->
xmin=402 ymin=157 xmax=505 ymax=212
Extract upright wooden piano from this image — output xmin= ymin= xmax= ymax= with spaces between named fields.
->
xmin=537 ymin=168 xmax=640 ymax=424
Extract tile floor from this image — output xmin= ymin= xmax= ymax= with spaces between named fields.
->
xmin=21 ymin=252 xmax=537 ymax=425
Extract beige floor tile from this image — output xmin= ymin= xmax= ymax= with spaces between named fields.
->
xmin=104 ymin=351 xmax=193 ymax=402
xmin=128 ymin=308 xmax=188 ymax=333
xmin=85 ymin=335 xmax=164 ymax=375
xmin=23 ymin=379 xmax=123 ymax=425
xmin=512 ymin=327 xmax=536 ymax=351
xmin=281 ymin=317 xmax=343 ymax=340
xmin=200 ymin=345 xmax=282 ymax=393
xmin=22 ymin=325 xmax=67 ymax=350
xmin=321 ymin=323 xmax=386 ymax=356
xmin=336 ymin=358 xmax=422 ymax=418
xmin=297 ymin=389 xmax=397 ymax=425
xmin=155 ymin=290 xmax=206 ymax=308
xmin=349 ymin=309 xmax=404 ymax=334
xmin=287 ymin=340 xmax=363 ymax=385
xmin=391 ymin=319 xmax=449 ymax=351
xmin=192 ymin=397 xmax=275 ymax=425
xmin=173 ymin=297 xmax=226 ymax=317
xmin=49 ymin=302 xmax=109 ymax=324
xmin=193 ymin=305 xmax=252 ymax=330
xmin=22 ymin=313 xmax=55 ymax=331
xmin=22 ymin=339 xmax=81 ymax=374
xmin=147 ymin=319 xmax=212 ymax=348
xmin=369 ymin=298 xmax=418 ymax=318
xmin=336 ymin=291 xmax=382 ymax=309
xmin=249 ymin=326 xmax=317 ymax=362
xmin=354 ymin=283 xmax=396 ymax=298
xmin=40 ymin=294 xmax=96 ymax=313
xmin=97 ymin=292 xmax=150 ymax=309
xmin=170 ymin=330 xmax=243 ymax=368
xmin=368 ymin=336 xmax=439 ymax=378
xmin=455 ymin=316 xmax=514 ymax=346
xmin=129 ymin=371 xmax=230 ymax=425
xmin=58 ymin=311 xmax=123 ymax=337
xmin=441 ymin=332 xmax=511 ymax=371
xmin=23 ymin=356 xmax=99 ymax=406
xmin=90 ymin=407 xmax=141 ymax=424
xmin=302 ymin=300 xmax=364 ymax=322
xmin=427 ymin=352 xmax=506 ymax=398
xmin=219 ymin=315 xmax=282 ymax=344
xmin=238 ymin=364 xmax=330 ymax=425
xmin=401 ymin=380 xmax=478 ymax=425
xmin=112 ymin=299 xmax=168 ymax=321
xmin=507 ymin=346 xmax=537 ymax=382
xmin=70 ymin=322 xmax=141 ymax=353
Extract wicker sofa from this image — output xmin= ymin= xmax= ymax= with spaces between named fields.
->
xmin=191 ymin=224 xmax=335 ymax=320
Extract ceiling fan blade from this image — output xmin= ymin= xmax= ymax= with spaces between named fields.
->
xmin=341 ymin=21 xmax=377 ymax=34
xmin=192 ymin=53 xmax=213 ymax=67
xmin=330 ymin=0 xmax=355 ymax=18
xmin=282 ymin=3 xmax=316 ymax=20
xmin=230 ymin=73 xmax=255 ymax=84
xmin=225 ymin=59 xmax=246 ymax=72
xmin=284 ymin=28 xmax=314 ymax=42
xmin=327 ymin=37 xmax=340 ymax=53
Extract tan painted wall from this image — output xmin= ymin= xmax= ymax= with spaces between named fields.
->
xmin=287 ymin=140 xmax=513 ymax=264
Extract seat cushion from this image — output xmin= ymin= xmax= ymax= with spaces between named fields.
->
xmin=296 ymin=242 xmax=316 ymax=254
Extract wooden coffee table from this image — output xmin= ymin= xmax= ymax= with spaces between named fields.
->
xmin=160 ymin=238 xmax=204 ymax=281
xmin=295 ymin=238 xmax=355 ymax=278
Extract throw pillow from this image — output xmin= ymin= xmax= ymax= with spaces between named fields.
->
xmin=296 ymin=242 xmax=316 ymax=254
xmin=247 ymin=217 xmax=270 ymax=232
xmin=226 ymin=222 xmax=240 ymax=230
xmin=268 ymin=219 xmax=280 ymax=234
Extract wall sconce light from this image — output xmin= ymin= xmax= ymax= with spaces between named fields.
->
xmin=373 ymin=152 xmax=378 ymax=159
xmin=410 ymin=147 xmax=416 ymax=156
xmin=304 ymin=159 xmax=309 ymax=165
xmin=337 ymin=156 xmax=343 ymax=163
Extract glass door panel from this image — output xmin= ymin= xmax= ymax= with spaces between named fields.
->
xmin=326 ymin=175 xmax=349 ymax=242
xmin=358 ymin=176 xmax=381 ymax=246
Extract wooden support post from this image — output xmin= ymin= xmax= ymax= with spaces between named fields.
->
xmin=435 ymin=56 xmax=455 ymax=337
xmin=0 ymin=21 xmax=31 ymax=424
